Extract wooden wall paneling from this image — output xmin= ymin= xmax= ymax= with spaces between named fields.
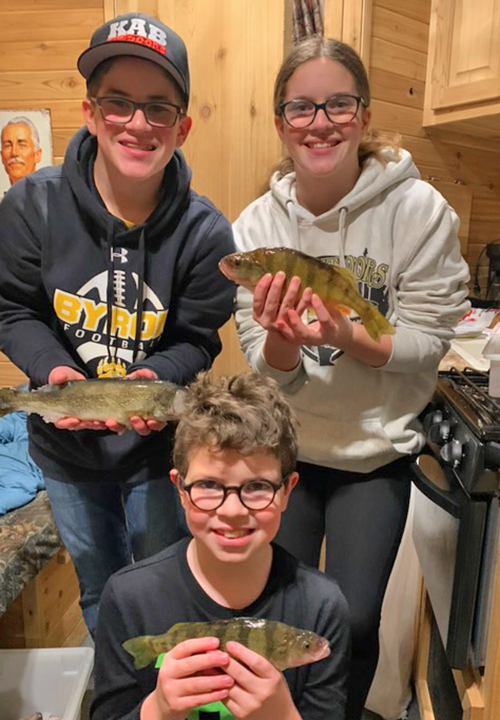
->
xmin=372 ymin=5 xmax=429 ymax=54
xmin=0 ymin=40 xmax=89 ymax=73
xmin=1 ymin=10 xmax=102 ymax=42
xmin=0 ymin=71 xmax=85 ymax=103
xmin=0 ymin=2 xmax=105 ymax=167
xmin=324 ymin=0 xmax=344 ymax=39
xmin=0 ymin=353 xmax=27 ymax=388
xmin=370 ymin=68 xmax=425 ymax=109
xmin=324 ymin=0 xmax=373 ymax=67
xmin=370 ymin=37 xmax=428 ymax=82
xmin=1 ymin=0 xmax=102 ymax=7
xmin=376 ymin=0 xmax=432 ymax=23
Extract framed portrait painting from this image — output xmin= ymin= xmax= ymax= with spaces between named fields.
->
xmin=0 ymin=109 xmax=54 ymax=198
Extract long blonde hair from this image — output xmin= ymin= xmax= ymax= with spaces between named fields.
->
xmin=268 ymin=36 xmax=400 ymax=185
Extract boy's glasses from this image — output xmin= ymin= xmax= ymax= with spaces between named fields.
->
xmin=179 ymin=477 xmax=288 ymax=511
xmin=279 ymin=94 xmax=365 ymax=128
xmin=91 ymin=96 xmax=185 ymax=128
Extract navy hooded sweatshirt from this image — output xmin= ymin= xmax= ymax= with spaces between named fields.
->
xmin=0 ymin=128 xmax=235 ymax=484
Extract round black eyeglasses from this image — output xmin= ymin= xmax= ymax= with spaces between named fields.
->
xmin=179 ymin=477 xmax=289 ymax=511
xmin=91 ymin=96 xmax=185 ymax=128
xmin=279 ymin=94 xmax=366 ymax=128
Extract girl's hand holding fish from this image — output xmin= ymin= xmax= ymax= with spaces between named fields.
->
xmin=142 ymin=637 xmax=233 ymax=720
xmin=253 ymin=272 xmax=312 ymax=371
xmin=223 ymin=640 xmax=300 ymax=720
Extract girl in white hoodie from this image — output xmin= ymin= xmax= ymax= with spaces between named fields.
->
xmin=231 ymin=37 xmax=470 ymax=720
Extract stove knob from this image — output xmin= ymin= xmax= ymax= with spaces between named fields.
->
xmin=423 ymin=409 xmax=443 ymax=434
xmin=440 ymin=439 xmax=463 ymax=467
xmin=428 ymin=419 xmax=453 ymax=445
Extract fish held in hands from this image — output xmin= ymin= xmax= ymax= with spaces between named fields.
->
xmin=123 ymin=617 xmax=330 ymax=671
xmin=219 ymin=247 xmax=395 ymax=342
xmin=0 ymin=378 xmax=186 ymax=427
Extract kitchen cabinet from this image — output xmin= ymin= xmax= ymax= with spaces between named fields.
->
xmin=423 ymin=0 xmax=500 ymax=138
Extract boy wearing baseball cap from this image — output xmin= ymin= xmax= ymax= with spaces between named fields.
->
xmin=0 ymin=13 xmax=235 ymax=639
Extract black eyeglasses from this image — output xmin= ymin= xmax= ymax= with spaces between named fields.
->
xmin=279 ymin=94 xmax=365 ymax=128
xmin=91 ymin=96 xmax=185 ymax=128
xmin=179 ymin=477 xmax=288 ymax=511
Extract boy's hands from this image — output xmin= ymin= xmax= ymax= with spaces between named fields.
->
xmin=48 ymin=366 xmax=108 ymax=432
xmin=141 ymin=637 xmax=233 ymax=720
xmin=223 ymin=641 xmax=300 ymax=720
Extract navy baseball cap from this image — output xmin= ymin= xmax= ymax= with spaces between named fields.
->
xmin=77 ymin=13 xmax=190 ymax=100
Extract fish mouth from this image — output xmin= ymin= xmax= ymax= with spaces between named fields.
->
xmin=218 ymin=258 xmax=233 ymax=279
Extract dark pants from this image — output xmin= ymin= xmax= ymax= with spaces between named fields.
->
xmin=275 ymin=457 xmax=412 ymax=720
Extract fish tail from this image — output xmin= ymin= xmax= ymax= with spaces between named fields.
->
xmin=359 ymin=305 xmax=395 ymax=343
xmin=0 ymin=388 xmax=16 ymax=417
xmin=122 ymin=635 xmax=156 ymax=670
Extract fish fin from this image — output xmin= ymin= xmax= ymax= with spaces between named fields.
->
xmin=0 ymin=389 xmax=15 ymax=417
xmin=122 ymin=635 xmax=155 ymax=670
xmin=360 ymin=306 xmax=396 ymax=342
xmin=333 ymin=265 xmax=358 ymax=286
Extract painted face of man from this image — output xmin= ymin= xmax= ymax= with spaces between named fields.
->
xmin=1 ymin=123 xmax=42 ymax=185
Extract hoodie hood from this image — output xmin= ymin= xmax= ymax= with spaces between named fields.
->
xmin=63 ymin=127 xmax=192 ymax=240
xmin=270 ymin=147 xmax=419 ymax=220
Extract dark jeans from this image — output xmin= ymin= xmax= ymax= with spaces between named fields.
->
xmin=275 ymin=457 xmax=412 ymax=720
xmin=44 ymin=475 xmax=188 ymax=638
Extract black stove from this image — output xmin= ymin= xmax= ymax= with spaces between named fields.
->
xmin=414 ymin=366 xmax=500 ymax=670
xmin=421 ymin=367 xmax=500 ymax=495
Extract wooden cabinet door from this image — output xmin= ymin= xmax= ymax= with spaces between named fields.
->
xmin=429 ymin=0 xmax=500 ymax=112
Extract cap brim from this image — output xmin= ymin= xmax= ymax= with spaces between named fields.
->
xmin=77 ymin=41 xmax=188 ymax=96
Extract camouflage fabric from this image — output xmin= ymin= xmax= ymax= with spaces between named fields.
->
xmin=0 ymin=490 xmax=61 ymax=617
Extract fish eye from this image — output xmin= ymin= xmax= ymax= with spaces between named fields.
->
xmin=304 ymin=641 xmax=310 ymax=649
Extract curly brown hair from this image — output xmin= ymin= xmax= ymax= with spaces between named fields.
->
xmin=173 ymin=371 xmax=298 ymax=478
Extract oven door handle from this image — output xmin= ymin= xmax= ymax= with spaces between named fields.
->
xmin=410 ymin=453 xmax=467 ymax=518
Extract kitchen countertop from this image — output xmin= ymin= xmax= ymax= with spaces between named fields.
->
xmin=439 ymin=336 xmax=490 ymax=372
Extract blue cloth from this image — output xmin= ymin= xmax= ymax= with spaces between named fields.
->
xmin=0 ymin=412 xmax=44 ymax=515
xmin=44 ymin=474 xmax=188 ymax=638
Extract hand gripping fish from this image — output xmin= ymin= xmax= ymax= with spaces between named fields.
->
xmin=123 ymin=617 xmax=330 ymax=671
xmin=0 ymin=379 xmax=186 ymax=428
xmin=219 ymin=247 xmax=395 ymax=343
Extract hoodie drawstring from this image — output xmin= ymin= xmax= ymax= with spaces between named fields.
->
xmin=338 ymin=207 xmax=348 ymax=268
xmin=105 ymin=217 xmax=117 ymax=369
xmin=286 ymin=200 xmax=301 ymax=248
xmin=105 ymin=221 xmax=146 ymax=373
xmin=133 ymin=228 xmax=146 ymax=363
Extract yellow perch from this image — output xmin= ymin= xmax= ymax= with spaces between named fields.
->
xmin=123 ymin=617 xmax=330 ymax=671
xmin=219 ymin=247 xmax=395 ymax=342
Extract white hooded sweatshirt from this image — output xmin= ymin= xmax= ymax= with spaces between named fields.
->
xmin=232 ymin=149 xmax=470 ymax=473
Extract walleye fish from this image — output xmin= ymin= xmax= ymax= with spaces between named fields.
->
xmin=123 ymin=617 xmax=330 ymax=671
xmin=0 ymin=379 xmax=185 ymax=427
xmin=219 ymin=247 xmax=395 ymax=342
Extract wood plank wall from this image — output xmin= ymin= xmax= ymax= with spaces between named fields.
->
xmin=0 ymin=0 xmax=105 ymax=165
xmin=353 ymin=0 xmax=500 ymax=295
